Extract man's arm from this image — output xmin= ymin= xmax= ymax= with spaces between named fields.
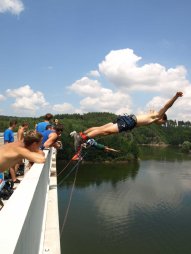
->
xmin=157 ymin=92 xmax=183 ymax=119
xmin=43 ymin=133 xmax=59 ymax=149
xmin=89 ymin=139 xmax=120 ymax=152
xmin=104 ymin=147 xmax=120 ymax=152
xmin=18 ymin=147 xmax=45 ymax=163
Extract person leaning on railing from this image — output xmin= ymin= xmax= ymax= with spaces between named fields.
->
xmin=40 ymin=124 xmax=63 ymax=150
xmin=0 ymin=131 xmax=45 ymax=173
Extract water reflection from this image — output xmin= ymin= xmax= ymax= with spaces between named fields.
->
xmin=57 ymin=161 xmax=140 ymax=187
xmin=92 ymin=161 xmax=191 ymax=222
xmin=58 ymin=147 xmax=191 ymax=254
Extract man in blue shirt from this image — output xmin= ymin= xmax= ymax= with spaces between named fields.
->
xmin=4 ymin=120 xmax=17 ymax=143
xmin=36 ymin=113 xmax=53 ymax=134
xmin=41 ymin=124 xmax=63 ymax=150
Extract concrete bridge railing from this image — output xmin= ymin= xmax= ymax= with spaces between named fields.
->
xmin=0 ymin=148 xmax=60 ymax=254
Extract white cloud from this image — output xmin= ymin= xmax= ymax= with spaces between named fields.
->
xmin=80 ymin=91 xmax=132 ymax=114
xmin=0 ymin=94 xmax=6 ymax=101
xmin=146 ymin=96 xmax=167 ymax=112
xmin=66 ymin=48 xmax=191 ymax=120
xmin=6 ymin=85 xmax=48 ymax=115
xmin=0 ymin=0 xmax=24 ymax=15
xmin=69 ymin=77 xmax=104 ymax=97
xmin=52 ymin=102 xmax=82 ymax=114
xmin=0 ymin=94 xmax=6 ymax=114
xmin=1 ymin=48 xmax=184 ymax=119
xmin=1 ymin=48 xmax=188 ymax=119
xmin=88 ymin=70 xmax=100 ymax=78
xmin=68 ymin=76 xmax=132 ymax=114
xmin=98 ymin=48 xmax=189 ymax=94
xmin=91 ymin=162 xmax=191 ymax=222
xmin=145 ymin=90 xmax=191 ymax=121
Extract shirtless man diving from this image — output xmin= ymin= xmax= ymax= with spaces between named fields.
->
xmin=73 ymin=92 xmax=183 ymax=151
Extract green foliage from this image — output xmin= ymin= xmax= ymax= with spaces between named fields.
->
xmin=1 ymin=113 xmax=191 ymax=160
xmin=181 ymin=141 xmax=191 ymax=153
xmin=56 ymin=113 xmax=139 ymax=161
xmin=0 ymin=115 xmax=38 ymax=132
xmin=133 ymin=125 xmax=191 ymax=146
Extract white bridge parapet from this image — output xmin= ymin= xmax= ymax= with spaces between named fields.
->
xmin=0 ymin=149 xmax=61 ymax=254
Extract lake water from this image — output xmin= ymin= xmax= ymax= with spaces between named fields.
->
xmin=57 ymin=146 xmax=191 ymax=254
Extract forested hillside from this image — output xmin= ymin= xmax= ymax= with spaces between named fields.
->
xmin=1 ymin=113 xmax=191 ymax=161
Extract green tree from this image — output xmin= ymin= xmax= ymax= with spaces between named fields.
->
xmin=181 ymin=141 xmax=191 ymax=153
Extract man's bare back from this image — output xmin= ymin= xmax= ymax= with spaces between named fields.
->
xmin=0 ymin=141 xmax=45 ymax=172
xmin=136 ymin=92 xmax=183 ymax=126
xmin=136 ymin=112 xmax=160 ymax=126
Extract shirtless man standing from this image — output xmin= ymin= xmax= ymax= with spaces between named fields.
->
xmin=17 ymin=122 xmax=29 ymax=142
xmin=17 ymin=122 xmax=29 ymax=174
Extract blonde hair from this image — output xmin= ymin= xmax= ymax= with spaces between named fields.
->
xmin=24 ymin=130 xmax=42 ymax=146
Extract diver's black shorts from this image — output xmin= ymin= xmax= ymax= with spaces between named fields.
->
xmin=113 ymin=114 xmax=137 ymax=133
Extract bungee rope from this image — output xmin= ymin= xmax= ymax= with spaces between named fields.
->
xmin=57 ymin=158 xmax=73 ymax=177
xmin=58 ymin=134 xmax=120 ymax=237
xmin=58 ymin=160 xmax=80 ymax=185
xmin=59 ymin=151 xmax=88 ymax=237
xmin=60 ymin=162 xmax=79 ymax=237
xmin=58 ymin=151 xmax=88 ymax=184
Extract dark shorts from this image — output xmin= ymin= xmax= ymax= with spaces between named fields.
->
xmin=113 ymin=114 xmax=137 ymax=133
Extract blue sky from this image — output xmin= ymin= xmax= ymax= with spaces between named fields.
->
xmin=0 ymin=0 xmax=191 ymax=120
